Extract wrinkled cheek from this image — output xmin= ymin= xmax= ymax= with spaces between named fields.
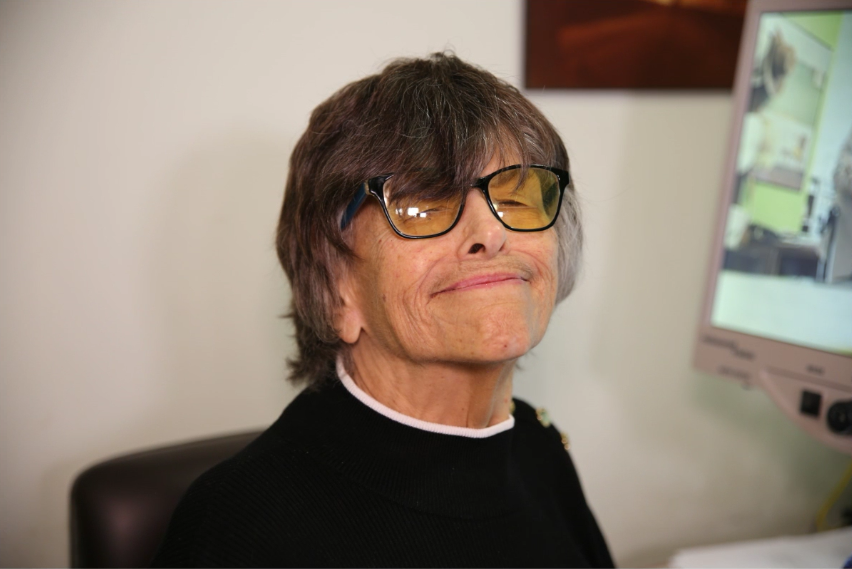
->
xmin=545 ymin=272 xmax=559 ymax=312
xmin=387 ymin=287 xmax=435 ymax=351
xmin=546 ymin=243 xmax=561 ymax=305
xmin=533 ymin=256 xmax=560 ymax=339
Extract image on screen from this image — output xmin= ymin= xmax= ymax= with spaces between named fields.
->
xmin=711 ymin=9 xmax=852 ymax=356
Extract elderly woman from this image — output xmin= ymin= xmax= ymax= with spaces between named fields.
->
xmin=152 ymin=53 xmax=612 ymax=568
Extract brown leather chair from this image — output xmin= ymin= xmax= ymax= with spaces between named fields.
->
xmin=69 ymin=430 xmax=262 ymax=568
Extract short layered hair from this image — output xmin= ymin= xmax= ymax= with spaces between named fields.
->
xmin=276 ymin=52 xmax=582 ymax=387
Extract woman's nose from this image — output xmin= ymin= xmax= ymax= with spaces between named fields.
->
xmin=456 ymin=189 xmax=507 ymax=258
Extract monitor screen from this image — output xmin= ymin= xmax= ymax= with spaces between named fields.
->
xmin=696 ymin=0 xmax=852 ymax=454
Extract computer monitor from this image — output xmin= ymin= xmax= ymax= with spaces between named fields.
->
xmin=695 ymin=0 xmax=852 ymax=454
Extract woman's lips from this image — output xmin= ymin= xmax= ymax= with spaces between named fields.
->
xmin=438 ymin=273 xmax=527 ymax=294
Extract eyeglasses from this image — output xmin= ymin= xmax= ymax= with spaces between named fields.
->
xmin=339 ymin=164 xmax=570 ymax=239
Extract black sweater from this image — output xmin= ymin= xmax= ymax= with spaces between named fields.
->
xmin=151 ymin=378 xmax=614 ymax=567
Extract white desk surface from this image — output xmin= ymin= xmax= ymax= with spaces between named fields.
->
xmin=669 ymin=526 xmax=852 ymax=568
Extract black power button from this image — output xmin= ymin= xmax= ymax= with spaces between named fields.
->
xmin=800 ymin=390 xmax=822 ymax=417
xmin=827 ymin=401 xmax=852 ymax=435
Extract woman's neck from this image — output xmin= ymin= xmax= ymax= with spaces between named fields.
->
xmin=345 ymin=340 xmax=515 ymax=429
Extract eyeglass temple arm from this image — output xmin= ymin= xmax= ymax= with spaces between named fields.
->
xmin=340 ymin=182 xmax=369 ymax=230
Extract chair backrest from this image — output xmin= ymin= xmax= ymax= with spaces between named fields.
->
xmin=69 ymin=430 xmax=262 ymax=568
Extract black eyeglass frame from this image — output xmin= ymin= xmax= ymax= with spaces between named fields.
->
xmin=339 ymin=164 xmax=571 ymax=239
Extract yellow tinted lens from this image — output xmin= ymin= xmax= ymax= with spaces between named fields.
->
xmin=489 ymin=168 xmax=560 ymax=229
xmin=384 ymin=180 xmax=462 ymax=236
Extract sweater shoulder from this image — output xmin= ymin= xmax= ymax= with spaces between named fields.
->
xmin=510 ymin=397 xmax=583 ymax=498
xmin=152 ymin=434 xmax=288 ymax=567
xmin=511 ymin=397 xmax=615 ymax=568
xmin=150 ymin=423 xmax=316 ymax=567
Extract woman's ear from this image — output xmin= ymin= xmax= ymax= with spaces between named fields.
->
xmin=335 ymin=265 xmax=364 ymax=345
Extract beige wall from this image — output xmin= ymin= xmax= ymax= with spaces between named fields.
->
xmin=0 ymin=1 xmax=847 ymax=566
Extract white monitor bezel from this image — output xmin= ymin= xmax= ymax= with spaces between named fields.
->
xmin=694 ymin=0 xmax=852 ymax=454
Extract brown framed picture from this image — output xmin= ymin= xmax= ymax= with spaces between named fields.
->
xmin=526 ymin=0 xmax=747 ymax=89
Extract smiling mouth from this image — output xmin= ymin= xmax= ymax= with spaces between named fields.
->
xmin=437 ymin=273 xmax=528 ymax=294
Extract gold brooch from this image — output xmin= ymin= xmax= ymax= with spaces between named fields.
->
xmin=535 ymin=407 xmax=551 ymax=428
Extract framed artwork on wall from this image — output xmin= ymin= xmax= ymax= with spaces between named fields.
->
xmin=525 ymin=0 xmax=747 ymax=89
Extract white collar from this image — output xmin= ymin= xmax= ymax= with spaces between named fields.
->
xmin=336 ymin=357 xmax=514 ymax=439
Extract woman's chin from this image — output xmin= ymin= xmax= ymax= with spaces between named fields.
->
xmin=448 ymin=318 xmax=541 ymax=364
xmin=425 ymin=300 xmax=547 ymax=362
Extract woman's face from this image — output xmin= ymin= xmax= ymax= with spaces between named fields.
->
xmin=339 ymin=155 xmax=559 ymax=366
